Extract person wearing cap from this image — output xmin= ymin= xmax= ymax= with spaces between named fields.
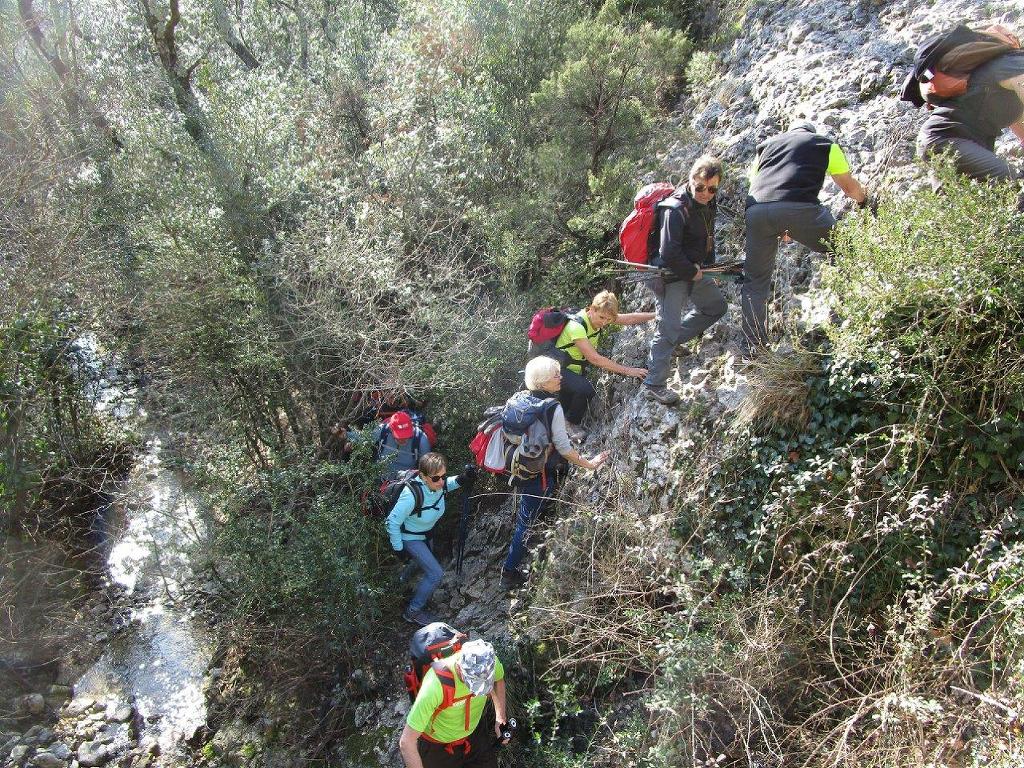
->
xmin=373 ymin=411 xmax=432 ymax=480
xmin=399 ymin=639 xmax=509 ymax=768
xmin=901 ymin=27 xmax=1024 ymax=183
xmin=742 ymin=121 xmax=869 ymax=352
xmin=387 ymin=452 xmax=478 ymax=627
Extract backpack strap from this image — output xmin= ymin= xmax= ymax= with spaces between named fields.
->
xmin=411 ymin=426 xmax=424 ymax=464
xmin=428 ymin=661 xmax=474 ymax=735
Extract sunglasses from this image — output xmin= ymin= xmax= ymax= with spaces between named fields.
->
xmin=692 ymin=183 xmax=719 ymax=195
xmin=427 ymin=473 xmax=446 ymax=482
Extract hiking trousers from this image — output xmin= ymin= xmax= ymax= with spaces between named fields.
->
xmin=919 ymin=135 xmax=1015 ymax=184
xmin=742 ymin=201 xmax=835 ymax=348
xmin=417 ymin=705 xmax=497 ymax=768
xmin=404 ymin=538 xmax=443 ymax=612
xmin=558 ymin=368 xmax=596 ymax=424
xmin=644 ymin=277 xmax=727 ymax=388
xmin=504 ymin=475 xmax=554 ymax=572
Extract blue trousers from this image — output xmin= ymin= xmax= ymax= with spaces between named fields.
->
xmin=403 ymin=538 xmax=443 ymax=612
xmin=503 ymin=476 xmax=553 ymax=572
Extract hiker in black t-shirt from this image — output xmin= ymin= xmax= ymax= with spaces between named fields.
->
xmin=742 ymin=121 xmax=868 ymax=352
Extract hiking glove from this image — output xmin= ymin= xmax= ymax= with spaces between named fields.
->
xmin=395 ymin=545 xmax=412 ymax=562
xmin=456 ymin=464 xmax=479 ymax=486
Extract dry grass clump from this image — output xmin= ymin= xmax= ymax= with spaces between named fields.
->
xmin=736 ymin=349 xmax=818 ymax=431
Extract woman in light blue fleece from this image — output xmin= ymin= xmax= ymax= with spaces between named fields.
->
xmin=386 ymin=451 xmax=477 ymax=626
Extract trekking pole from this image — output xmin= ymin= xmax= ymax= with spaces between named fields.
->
xmin=455 ymin=474 xmax=476 ymax=576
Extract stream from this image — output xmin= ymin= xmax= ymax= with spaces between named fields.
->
xmin=72 ymin=433 xmax=213 ymax=762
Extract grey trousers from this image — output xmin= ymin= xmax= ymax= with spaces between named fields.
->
xmin=741 ymin=201 xmax=835 ymax=347
xmin=920 ymin=136 xmax=1015 ymax=183
xmin=645 ymin=277 xmax=727 ymax=387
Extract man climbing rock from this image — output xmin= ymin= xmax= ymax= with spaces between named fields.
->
xmin=643 ymin=155 xmax=728 ymax=406
xmin=398 ymin=639 xmax=510 ymax=768
xmin=742 ymin=121 xmax=869 ymax=352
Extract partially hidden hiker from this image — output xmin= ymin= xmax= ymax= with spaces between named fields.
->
xmin=370 ymin=410 xmax=433 ymax=481
xmin=643 ymin=155 xmax=728 ymax=406
xmin=550 ymin=290 xmax=652 ymax=439
xmin=501 ymin=356 xmax=608 ymax=589
xmin=386 ymin=452 xmax=477 ymax=626
xmin=900 ymin=24 xmax=1024 ymax=184
xmin=399 ymin=638 xmax=509 ymax=768
xmin=742 ymin=121 xmax=869 ymax=352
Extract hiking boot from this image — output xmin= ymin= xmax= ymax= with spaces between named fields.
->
xmin=500 ymin=568 xmax=528 ymax=590
xmin=403 ymin=607 xmax=439 ymax=626
xmin=565 ymin=422 xmax=588 ymax=442
xmin=643 ymin=384 xmax=680 ymax=405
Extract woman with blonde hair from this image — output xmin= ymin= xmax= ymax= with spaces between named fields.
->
xmin=549 ymin=290 xmax=653 ymax=439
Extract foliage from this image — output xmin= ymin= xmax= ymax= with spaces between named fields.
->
xmin=519 ymin=173 xmax=1024 ymax=767
xmin=209 ymin=443 xmax=393 ymax=716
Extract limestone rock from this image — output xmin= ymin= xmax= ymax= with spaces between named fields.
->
xmin=75 ymin=741 xmax=110 ymax=768
xmin=30 ymin=752 xmax=65 ymax=768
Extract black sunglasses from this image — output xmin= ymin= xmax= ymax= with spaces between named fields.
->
xmin=427 ymin=473 xmax=445 ymax=482
xmin=693 ymin=183 xmax=719 ymax=194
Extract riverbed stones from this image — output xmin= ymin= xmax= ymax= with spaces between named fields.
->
xmin=103 ymin=706 xmax=131 ymax=725
xmin=18 ymin=695 xmax=46 ymax=716
xmin=75 ymin=741 xmax=109 ymax=768
xmin=30 ymin=751 xmax=65 ymax=768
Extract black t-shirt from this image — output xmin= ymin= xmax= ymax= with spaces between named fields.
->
xmin=652 ymin=190 xmax=716 ymax=281
xmin=746 ymin=128 xmax=835 ymax=207
xmin=921 ymin=51 xmax=1024 ymax=149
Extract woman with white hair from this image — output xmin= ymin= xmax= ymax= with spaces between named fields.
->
xmin=500 ymin=356 xmax=608 ymax=588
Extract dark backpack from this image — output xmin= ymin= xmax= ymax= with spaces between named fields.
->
xmin=402 ymin=623 xmax=473 ymax=726
xmin=908 ymin=24 xmax=1021 ymax=103
xmin=376 ymin=470 xmax=445 ymax=527
xmin=501 ymin=391 xmax=560 ymax=482
xmin=619 ymin=182 xmax=676 ymax=266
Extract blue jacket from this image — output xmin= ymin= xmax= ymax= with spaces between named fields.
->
xmin=386 ymin=476 xmax=462 ymax=551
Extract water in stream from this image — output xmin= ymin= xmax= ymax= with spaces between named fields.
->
xmin=73 ymin=434 xmax=213 ymax=760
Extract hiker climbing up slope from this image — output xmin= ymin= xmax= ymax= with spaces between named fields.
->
xmin=398 ymin=638 xmax=509 ymax=768
xmin=901 ymin=24 xmax=1024 ymax=184
xmin=643 ymin=155 xmax=728 ymax=406
xmin=549 ymin=290 xmax=652 ymax=439
xmin=386 ymin=452 xmax=477 ymax=626
xmin=500 ymin=356 xmax=608 ymax=589
xmin=743 ymin=121 xmax=869 ymax=352
xmin=370 ymin=410 xmax=434 ymax=480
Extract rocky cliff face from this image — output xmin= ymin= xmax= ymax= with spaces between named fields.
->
xmin=308 ymin=1 xmax=1024 ymax=765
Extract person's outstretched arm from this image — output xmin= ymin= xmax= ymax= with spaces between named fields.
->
xmin=832 ymin=172 xmax=867 ymax=203
xmin=615 ymin=311 xmax=655 ymax=325
xmin=490 ymin=679 xmax=508 ymax=741
xmin=572 ymin=337 xmax=646 ymax=379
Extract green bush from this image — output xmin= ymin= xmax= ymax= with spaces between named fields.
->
xmin=827 ymin=170 xmax=1024 ymax=489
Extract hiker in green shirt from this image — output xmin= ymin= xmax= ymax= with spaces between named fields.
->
xmin=399 ymin=640 xmax=509 ymax=768
xmin=553 ymin=290 xmax=653 ymax=440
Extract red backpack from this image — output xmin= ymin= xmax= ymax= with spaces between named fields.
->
xmin=619 ymin=182 xmax=676 ymax=265
xmin=403 ymin=623 xmax=475 ymax=748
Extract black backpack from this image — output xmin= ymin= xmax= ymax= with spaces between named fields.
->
xmin=375 ymin=470 xmax=445 ymax=528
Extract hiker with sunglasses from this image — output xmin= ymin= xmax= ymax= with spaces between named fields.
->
xmin=742 ymin=121 xmax=868 ymax=353
xmin=643 ymin=155 xmax=728 ymax=406
xmin=387 ymin=452 xmax=478 ymax=626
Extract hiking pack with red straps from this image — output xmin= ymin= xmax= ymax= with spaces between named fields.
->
xmin=619 ymin=182 xmax=676 ymax=265
xmin=403 ymin=623 xmax=476 ymax=753
xmin=903 ymin=24 xmax=1021 ymax=105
